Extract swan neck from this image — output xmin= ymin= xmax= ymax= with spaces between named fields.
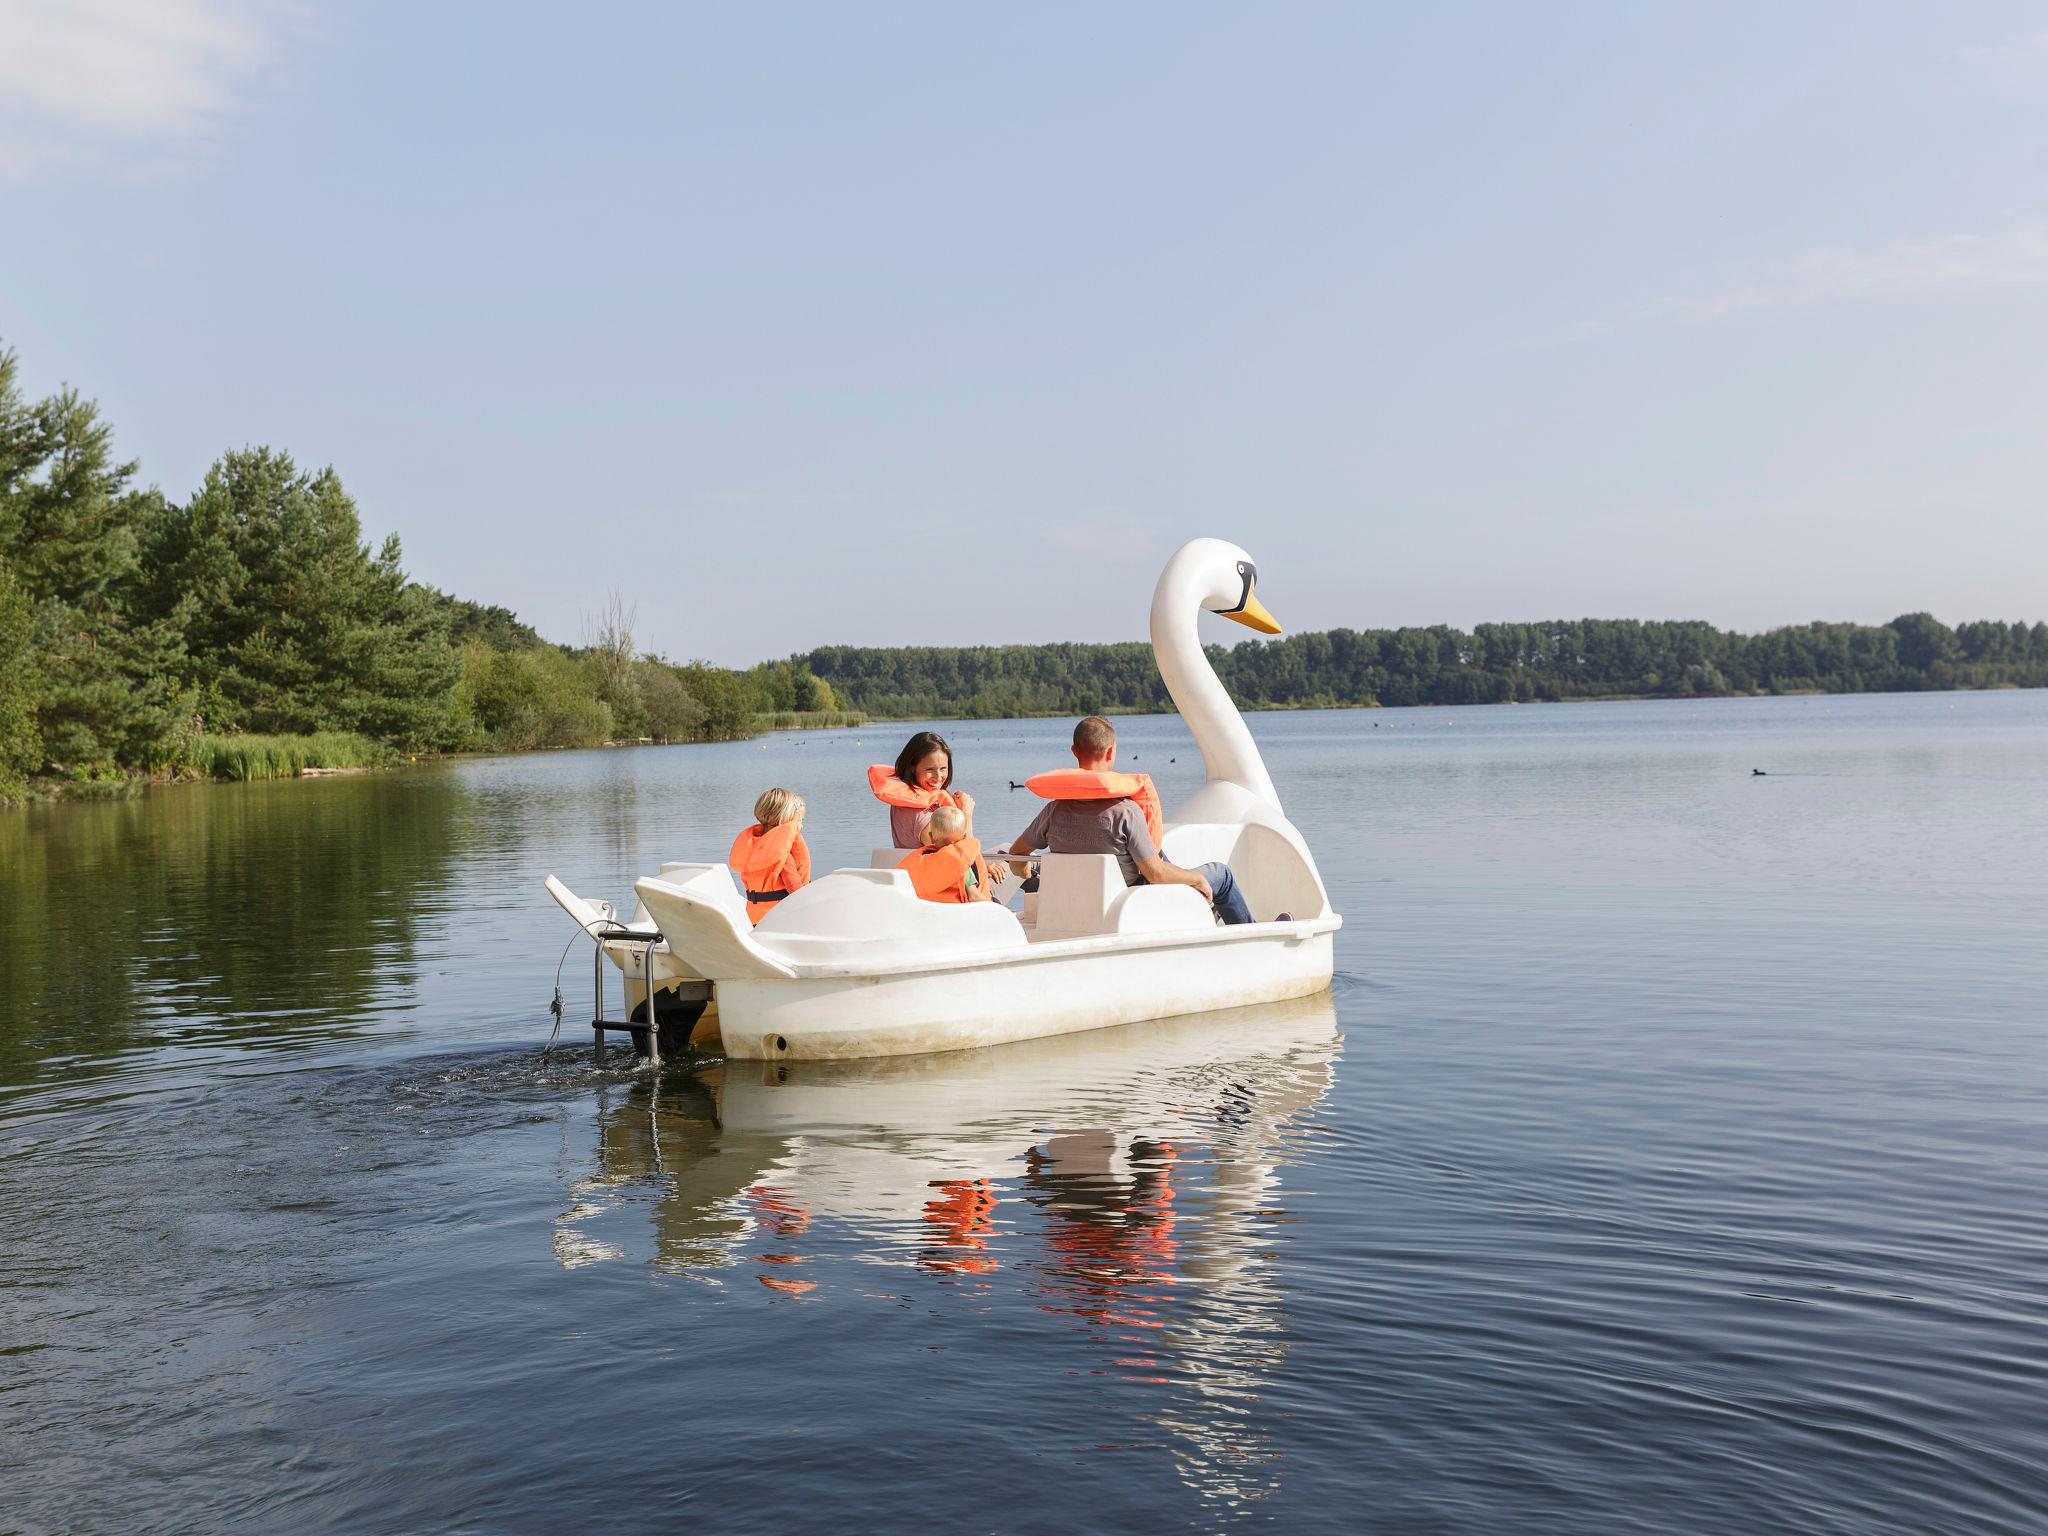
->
xmin=1151 ymin=571 xmax=1279 ymax=809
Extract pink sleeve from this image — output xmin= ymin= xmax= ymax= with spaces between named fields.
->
xmin=890 ymin=805 xmax=933 ymax=847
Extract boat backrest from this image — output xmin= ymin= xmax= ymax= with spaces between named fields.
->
xmin=871 ymin=846 xmax=913 ymax=870
xmin=1033 ymin=853 xmax=1126 ymax=937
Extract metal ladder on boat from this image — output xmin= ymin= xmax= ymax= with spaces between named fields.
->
xmin=587 ymin=923 xmax=710 ymax=1067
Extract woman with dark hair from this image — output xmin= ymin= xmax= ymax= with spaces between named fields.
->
xmin=868 ymin=730 xmax=980 ymax=850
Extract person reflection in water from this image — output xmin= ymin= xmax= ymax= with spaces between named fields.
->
xmin=1023 ymin=1132 xmax=1180 ymax=1331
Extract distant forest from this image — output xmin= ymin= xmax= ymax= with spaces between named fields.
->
xmin=3 ymin=337 xmax=2042 ymax=799
xmin=806 ymin=614 xmax=2048 ymax=719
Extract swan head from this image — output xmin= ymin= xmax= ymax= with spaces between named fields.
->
xmin=1173 ymin=537 xmax=1282 ymax=635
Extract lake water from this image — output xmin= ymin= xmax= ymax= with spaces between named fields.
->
xmin=4 ymin=692 xmax=2047 ymax=1534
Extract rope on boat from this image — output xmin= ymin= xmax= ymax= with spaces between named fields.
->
xmin=542 ymin=903 xmax=638 ymax=1063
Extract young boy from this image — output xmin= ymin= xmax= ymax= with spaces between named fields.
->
xmin=728 ymin=788 xmax=810 ymax=924
xmin=898 ymin=805 xmax=993 ymax=904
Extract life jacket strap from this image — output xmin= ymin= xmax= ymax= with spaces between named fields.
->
xmin=745 ymin=889 xmax=788 ymax=904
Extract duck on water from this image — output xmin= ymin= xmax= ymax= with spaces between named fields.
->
xmin=545 ymin=538 xmax=1342 ymax=1062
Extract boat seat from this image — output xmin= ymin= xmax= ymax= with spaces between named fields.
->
xmin=871 ymin=846 xmax=916 ymax=870
xmin=1032 ymin=853 xmax=1127 ymax=938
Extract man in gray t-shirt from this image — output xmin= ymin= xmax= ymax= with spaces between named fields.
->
xmin=1015 ymin=797 xmax=1157 ymax=886
xmin=1007 ymin=716 xmax=1256 ymax=924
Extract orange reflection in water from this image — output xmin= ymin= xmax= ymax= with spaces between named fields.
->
xmin=919 ymin=1178 xmax=1001 ymax=1277
xmin=745 ymin=1184 xmax=817 ymax=1295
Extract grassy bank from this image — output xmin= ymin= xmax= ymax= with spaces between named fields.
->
xmin=1 ymin=730 xmax=396 ymax=805
xmin=180 ymin=732 xmax=397 ymax=782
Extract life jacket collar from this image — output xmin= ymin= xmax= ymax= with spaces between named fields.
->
xmin=868 ymin=763 xmax=961 ymax=812
xmin=1024 ymin=768 xmax=1165 ymax=845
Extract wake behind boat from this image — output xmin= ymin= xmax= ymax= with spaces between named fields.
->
xmin=545 ymin=538 xmax=1342 ymax=1061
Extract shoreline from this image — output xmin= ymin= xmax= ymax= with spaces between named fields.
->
xmin=6 ymin=683 xmax=2038 ymax=809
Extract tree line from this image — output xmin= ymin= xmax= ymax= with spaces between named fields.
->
xmin=0 ymin=343 xmax=842 ymax=799
xmin=805 ymin=611 xmax=2048 ymax=719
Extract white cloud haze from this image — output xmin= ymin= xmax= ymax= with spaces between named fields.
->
xmin=1668 ymin=224 xmax=2048 ymax=319
xmin=0 ymin=0 xmax=294 ymax=178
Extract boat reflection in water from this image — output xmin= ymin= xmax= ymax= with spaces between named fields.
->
xmin=558 ymin=993 xmax=1339 ymax=1499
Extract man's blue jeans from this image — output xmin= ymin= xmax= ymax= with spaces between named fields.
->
xmin=1196 ymin=862 xmax=1254 ymax=925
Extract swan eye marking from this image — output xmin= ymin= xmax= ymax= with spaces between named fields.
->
xmin=1215 ymin=561 xmax=1259 ymax=616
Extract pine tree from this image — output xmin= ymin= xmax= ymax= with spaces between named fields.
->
xmin=0 ymin=355 xmax=183 ymax=771
xmin=0 ymin=349 xmax=47 ymax=525
xmin=0 ymin=557 xmax=40 ymax=795
xmin=140 ymin=448 xmax=457 ymax=746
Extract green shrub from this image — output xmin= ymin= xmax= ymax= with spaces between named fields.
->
xmin=636 ymin=659 xmax=706 ymax=741
xmin=451 ymin=641 xmax=610 ymax=751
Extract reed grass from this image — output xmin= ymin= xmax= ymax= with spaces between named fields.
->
xmin=752 ymin=709 xmax=869 ymax=731
xmin=185 ymin=732 xmax=397 ymax=781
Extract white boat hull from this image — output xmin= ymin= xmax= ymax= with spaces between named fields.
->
xmin=715 ymin=926 xmax=1334 ymax=1060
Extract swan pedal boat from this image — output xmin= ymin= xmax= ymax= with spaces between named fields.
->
xmin=545 ymin=539 xmax=1342 ymax=1061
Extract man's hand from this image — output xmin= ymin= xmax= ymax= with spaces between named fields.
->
xmin=1188 ymin=871 xmax=1214 ymax=902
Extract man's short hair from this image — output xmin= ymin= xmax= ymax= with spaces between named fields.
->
xmin=1073 ymin=716 xmax=1116 ymax=758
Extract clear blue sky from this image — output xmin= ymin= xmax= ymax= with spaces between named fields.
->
xmin=3 ymin=2 xmax=2045 ymax=664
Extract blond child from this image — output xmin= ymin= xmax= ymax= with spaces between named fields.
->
xmin=898 ymin=805 xmax=993 ymax=904
xmin=728 ymin=788 xmax=811 ymax=924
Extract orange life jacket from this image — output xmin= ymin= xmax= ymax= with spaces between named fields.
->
xmin=898 ymin=837 xmax=989 ymax=904
xmin=1025 ymin=769 xmax=1165 ymax=845
xmin=867 ymin=763 xmax=962 ymax=812
xmin=727 ymin=821 xmax=811 ymax=924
